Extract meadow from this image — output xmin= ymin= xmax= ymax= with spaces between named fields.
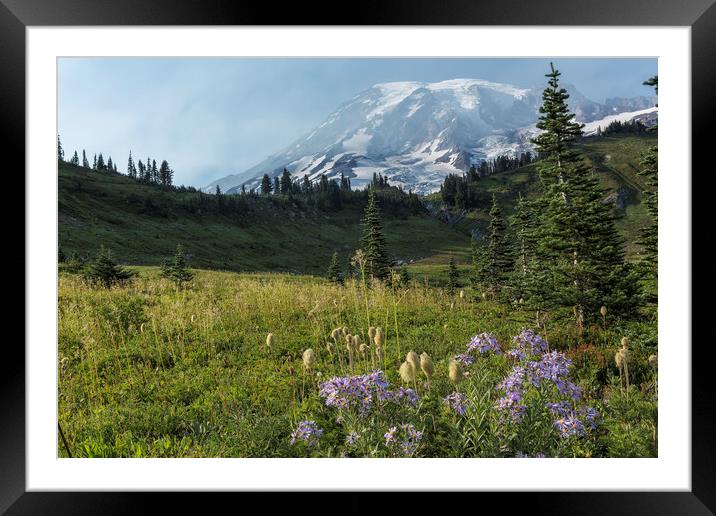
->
xmin=58 ymin=266 xmax=658 ymax=458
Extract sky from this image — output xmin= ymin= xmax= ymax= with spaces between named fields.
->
xmin=58 ymin=58 xmax=657 ymax=187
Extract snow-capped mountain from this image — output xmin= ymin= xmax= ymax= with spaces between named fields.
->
xmin=206 ymin=79 xmax=656 ymax=195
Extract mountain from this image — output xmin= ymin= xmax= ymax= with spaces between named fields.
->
xmin=206 ymin=79 xmax=656 ymax=195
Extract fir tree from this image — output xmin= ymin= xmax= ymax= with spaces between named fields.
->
xmin=486 ymin=194 xmax=514 ymax=291
xmin=360 ymin=188 xmax=390 ymax=281
xmin=160 ymin=244 xmax=194 ymax=288
xmin=107 ymin=156 xmax=113 ymax=172
xmin=638 ymin=76 xmax=658 ymax=281
xmin=510 ymin=192 xmax=540 ymax=300
xmin=127 ymin=151 xmax=137 ymax=178
xmin=159 ymin=160 xmax=172 ymax=186
xmin=280 ymin=168 xmax=292 ymax=194
xmin=447 ymin=256 xmax=460 ymax=294
xmin=93 ymin=154 xmax=97 ymax=170
xmin=82 ymin=150 xmax=90 ymax=169
xmin=471 ymin=238 xmax=489 ymax=289
xmin=84 ymin=246 xmax=135 ymax=288
xmin=70 ymin=150 xmax=79 ymax=166
xmin=260 ymin=174 xmax=272 ymax=195
xmin=57 ymin=135 xmax=64 ymax=161
xmin=151 ymin=160 xmax=158 ymax=183
xmin=326 ymin=251 xmax=343 ymax=285
xmin=530 ymin=63 xmax=639 ymax=322
xmin=96 ymin=153 xmax=105 ymax=170
xmin=273 ymin=176 xmax=280 ymax=195
xmin=215 ymin=184 xmax=222 ymax=196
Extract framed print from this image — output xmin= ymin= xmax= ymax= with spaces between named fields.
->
xmin=5 ymin=0 xmax=714 ymax=512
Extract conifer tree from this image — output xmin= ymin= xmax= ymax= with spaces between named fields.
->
xmin=160 ymin=244 xmax=194 ymax=288
xmin=399 ymin=267 xmax=410 ymax=287
xmin=93 ymin=154 xmax=97 ymax=170
xmin=486 ymin=194 xmax=514 ymax=291
xmin=530 ymin=63 xmax=639 ymax=322
xmin=84 ymin=246 xmax=135 ymax=288
xmin=70 ymin=150 xmax=79 ymax=166
xmin=57 ymin=135 xmax=65 ymax=161
xmin=107 ymin=156 xmax=114 ymax=171
xmin=326 ymin=251 xmax=343 ymax=285
xmin=96 ymin=153 xmax=105 ymax=170
xmin=471 ymin=238 xmax=489 ymax=289
xmin=273 ymin=176 xmax=280 ymax=194
xmin=159 ymin=160 xmax=172 ymax=186
xmin=260 ymin=174 xmax=272 ymax=195
xmin=360 ymin=188 xmax=390 ymax=281
xmin=82 ymin=150 xmax=90 ymax=169
xmin=127 ymin=151 xmax=137 ymax=178
xmin=510 ymin=192 xmax=540 ymax=299
xmin=151 ymin=160 xmax=158 ymax=183
xmin=638 ymin=76 xmax=658 ymax=281
xmin=447 ymin=256 xmax=460 ymax=294
xmin=280 ymin=168 xmax=292 ymax=194
xmin=215 ymin=184 xmax=222 ymax=196
xmin=346 ymin=254 xmax=356 ymax=280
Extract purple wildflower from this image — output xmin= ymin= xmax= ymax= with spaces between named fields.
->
xmin=345 ymin=431 xmax=360 ymax=446
xmin=319 ymin=370 xmax=389 ymax=416
xmin=290 ymin=420 xmax=323 ymax=446
xmin=384 ymin=423 xmax=423 ymax=457
xmin=466 ymin=333 xmax=502 ymax=355
xmin=554 ymin=415 xmax=586 ymax=438
xmin=443 ymin=391 xmax=469 ymax=416
xmin=507 ymin=328 xmax=549 ymax=360
xmin=455 ymin=353 xmax=475 ymax=366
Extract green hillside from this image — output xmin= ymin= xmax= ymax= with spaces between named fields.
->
xmin=59 ymin=133 xmax=654 ymax=279
xmin=58 ymin=163 xmax=470 ymax=275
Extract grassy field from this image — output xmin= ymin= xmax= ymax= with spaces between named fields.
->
xmin=58 ymin=267 xmax=658 ymax=458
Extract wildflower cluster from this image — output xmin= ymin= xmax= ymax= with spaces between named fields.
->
xmin=384 ymin=423 xmax=423 ymax=457
xmin=507 ymin=328 xmax=549 ymax=360
xmin=318 ymin=370 xmax=389 ymax=415
xmin=443 ymin=391 xmax=469 ymax=416
xmin=290 ymin=420 xmax=323 ymax=446
xmin=495 ymin=331 xmax=598 ymax=440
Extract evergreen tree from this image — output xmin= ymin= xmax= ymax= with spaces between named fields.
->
xmin=360 ymin=188 xmax=390 ymax=281
xmin=82 ymin=150 xmax=90 ymax=168
xmin=70 ymin=150 xmax=79 ymax=166
xmin=160 ymin=244 xmax=194 ymax=288
xmin=530 ymin=63 xmax=639 ymax=322
xmin=57 ymin=135 xmax=65 ymax=161
xmin=486 ymin=194 xmax=514 ymax=291
xmin=273 ymin=176 xmax=280 ymax=195
xmin=399 ymin=267 xmax=410 ymax=287
xmin=280 ymin=168 xmax=292 ymax=194
xmin=84 ymin=246 xmax=135 ymax=288
xmin=510 ymin=192 xmax=540 ymax=299
xmin=96 ymin=153 xmax=105 ymax=170
xmin=93 ymin=154 xmax=97 ymax=170
xmin=159 ymin=160 xmax=172 ymax=186
xmin=215 ymin=184 xmax=222 ymax=196
xmin=260 ymin=174 xmax=272 ymax=195
xmin=107 ymin=156 xmax=114 ymax=172
xmin=151 ymin=160 xmax=158 ymax=183
xmin=447 ymin=256 xmax=460 ymax=294
xmin=638 ymin=76 xmax=658 ymax=282
xmin=127 ymin=151 xmax=137 ymax=178
xmin=302 ymin=174 xmax=312 ymax=194
xmin=346 ymin=254 xmax=356 ymax=280
xmin=326 ymin=251 xmax=343 ymax=285
xmin=471 ymin=238 xmax=489 ymax=289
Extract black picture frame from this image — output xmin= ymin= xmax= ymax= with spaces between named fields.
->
xmin=5 ymin=0 xmax=713 ymax=512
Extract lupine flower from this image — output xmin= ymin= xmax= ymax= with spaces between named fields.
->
xmin=466 ymin=333 xmax=502 ymax=355
xmin=290 ymin=420 xmax=323 ymax=446
xmin=444 ymin=391 xmax=469 ymax=415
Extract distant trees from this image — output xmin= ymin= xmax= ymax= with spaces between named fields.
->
xmin=638 ymin=76 xmax=658 ymax=298
xmin=57 ymin=135 xmax=64 ymax=161
xmin=82 ymin=150 xmax=90 ymax=168
xmin=127 ymin=151 xmax=137 ymax=178
xmin=96 ymin=153 xmax=106 ymax=170
xmin=70 ymin=151 xmax=79 ymax=166
xmin=280 ymin=168 xmax=292 ymax=195
xmin=261 ymin=174 xmax=273 ymax=195
xmin=360 ymin=187 xmax=391 ymax=281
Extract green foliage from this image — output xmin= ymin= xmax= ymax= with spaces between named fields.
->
xmin=160 ymin=244 xmax=194 ymax=288
xmin=83 ymin=246 xmax=136 ymax=288
xmin=360 ymin=188 xmax=391 ymax=281
xmin=599 ymin=382 xmax=657 ymax=457
xmin=486 ymin=194 xmax=514 ymax=291
xmin=326 ymin=251 xmax=343 ymax=285
xmin=447 ymin=256 xmax=460 ymax=294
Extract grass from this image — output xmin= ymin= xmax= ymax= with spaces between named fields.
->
xmin=58 ymin=267 xmax=658 ymax=458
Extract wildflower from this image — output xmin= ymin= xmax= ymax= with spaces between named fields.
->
xmin=419 ymin=352 xmax=434 ymax=378
xmin=374 ymin=327 xmax=385 ymax=348
xmin=382 ymin=386 xmax=419 ymax=407
xmin=406 ymin=351 xmax=420 ymax=374
xmin=290 ymin=420 xmax=323 ymax=446
xmin=454 ymin=353 xmax=475 ymax=366
xmin=448 ymin=359 xmax=463 ymax=385
xmin=266 ymin=333 xmax=274 ymax=349
xmin=345 ymin=431 xmax=360 ymax=446
xmin=384 ymin=426 xmax=398 ymax=445
xmin=330 ymin=328 xmax=341 ymax=340
xmin=326 ymin=342 xmax=333 ymax=354
xmin=648 ymin=354 xmax=658 ymax=369
xmin=342 ymin=326 xmax=350 ymax=337
xmin=507 ymin=328 xmax=548 ymax=360
xmin=359 ymin=343 xmax=369 ymax=355
xmin=384 ymin=423 xmax=423 ymax=457
xmin=399 ymin=361 xmax=416 ymax=384
xmin=443 ymin=391 xmax=468 ymax=415
xmin=554 ymin=415 xmax=586 ymax=438
xmin=459 ymin=290 xmax=465 ymax=300
xmin=368 ymin=326 xmax=376 ymax=340
xmin=466 ymin=333 xmax=502 ymax=355
xmin=319 ymin=370 xmax=389 ymax=415
xmin=303 ymin=348 xmax=316 ymax=370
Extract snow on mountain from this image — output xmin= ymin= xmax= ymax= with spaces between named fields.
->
xmin=580 ymin=106 xmax=658 ymax=136
xmin=205 ymin=79 xmax=656 ymax=195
